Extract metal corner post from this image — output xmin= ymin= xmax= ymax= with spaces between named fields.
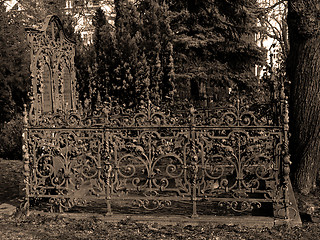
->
xmin=22 ymin=104 xmax=30 ymax=216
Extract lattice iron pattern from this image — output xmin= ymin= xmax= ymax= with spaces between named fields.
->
xmin=23 ymin=97 xmax=294 ymax=218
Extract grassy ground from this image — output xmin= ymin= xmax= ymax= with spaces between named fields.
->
xmin=1 ymin=159 xmax=320 ymax=240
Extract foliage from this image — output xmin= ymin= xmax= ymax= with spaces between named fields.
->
xmin=257 ymin=0 xmax=289 ymax=59
xmin=0 ymin=2 xmax=28 ymax=160
xmin=257 ymin=0 xmax=289 ymax=98
xmin=78 ymin=0 xmax=268 ymax=108
xmin=77 ymin=1 xmax=175 ymax=108
xmin=75 ymin=34 xmax=96 ymax=109
xmin=110 ymin=0 xmax=149 ymax=107
xmin=0 ymin=2 xmax=30 ymax=123
xmin=168 ymin=0 xmax=267 ymax=104
xmin=75 ymin=7 xmax=118 ymax=109
xmin=0 ymin=115 xmax=23 ymax=160
xmin=136 ymin=0 xmax=175 ymax=104
xmin=111 ymin=0 xmax=174 ymax=107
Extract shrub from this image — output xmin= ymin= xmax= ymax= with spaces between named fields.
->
xmin=0 ymin=115 xmax=23 ymax=160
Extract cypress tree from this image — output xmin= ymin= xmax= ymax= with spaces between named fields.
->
xmin=75 ymin=34 xmax=95 ymax=110
xmin=137 ymin=0 xmax=174 ymax=103
xmin=168 ymin=0 xmax=266 ymax=105
xmin=0 ymin=3 xmax=30 ymax=122
xmin=79 ymin=1 xmax=175 ymax=107
xmin=92 ymin=8 xmax=109 ymax=106
xmin=112 ymin=0 xmax=148 ymax=107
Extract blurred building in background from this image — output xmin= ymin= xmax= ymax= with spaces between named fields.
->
xmin=257 ymin=0 xmax=288 ymax=72
xmin=5 ymin=0 xmax=115 ymax=44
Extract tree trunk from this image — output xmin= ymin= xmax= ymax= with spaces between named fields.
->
xmin=287 ymin=0 xmax=320 ymax=194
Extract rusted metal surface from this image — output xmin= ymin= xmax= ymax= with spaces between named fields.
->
xmin=23 ymin=98 xmax=297 ymax=219
xmin=22 ymin=16 xmax=300 ymax=225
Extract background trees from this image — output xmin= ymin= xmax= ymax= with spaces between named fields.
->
xmin=168 ymin=0 xmax=267 ymax=105
xmin=76 ymin=0 xmax=268 ymax=108
xmin=76 ymin=0 xmax=175 ymax=108
xmin=0 ymin=1 xmax=30 ymax=159
xmin=1 ymin=0 xmax=271 ymax=117
xmin=257 ymin=0 xmax=288 ymax=87
xmin=0 ymin=2 xmax=30 ymax=123
xmin=0 ymin=0 xmax=271 ymax=159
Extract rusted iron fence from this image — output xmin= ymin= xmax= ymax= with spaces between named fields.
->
xmin=22 ymin=97 xmax=295 ymax=219
xmin=22 ymin=16 xmax=299 ymax=223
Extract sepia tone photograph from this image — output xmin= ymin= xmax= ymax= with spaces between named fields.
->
xmin=1 ymin=0 xmax=320 ymax=239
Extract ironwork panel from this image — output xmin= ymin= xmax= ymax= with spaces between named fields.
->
xmin=194 ymin=128 xmax=282 ymax=212
xmin=26 ymin=128 xmax=105 ymax=210
xmin=103 ymin=128 xmax=282 ymax=210
xmin=106 ymin=128 xmax=192 ymax=204
xmin=23 ymin=99 xmax=287 ymax=216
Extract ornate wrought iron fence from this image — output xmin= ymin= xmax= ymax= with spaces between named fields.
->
xmin=22 ymin=16 xmax=299 ymax=224
xmin=22 ymin=97 xmax=296 ymax=218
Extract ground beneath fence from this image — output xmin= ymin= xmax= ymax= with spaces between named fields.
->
xmin=1 ymin=159 xmax=320 ymax=239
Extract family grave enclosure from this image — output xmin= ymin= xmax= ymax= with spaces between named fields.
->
xmin=22 ymin=15 xmax=301 ymax=226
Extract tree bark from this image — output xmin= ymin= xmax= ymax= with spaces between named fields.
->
xmin=287 ymin=0 xmax=320 ymax=194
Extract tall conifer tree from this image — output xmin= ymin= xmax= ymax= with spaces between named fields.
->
xmin=112 ymin=0 xmax=149 ymax=106
xmin=137 ymin=0 xmax=174 ymax=103
xmin=101 ymin=0 xmax=174 ymax=106
xmin=168 ymin=0 xmax=266 ymax=104
xmin=0 ymin=2 xmax=30 ymax=122
xmin=92 ymin=8 xmax=109 ymax=105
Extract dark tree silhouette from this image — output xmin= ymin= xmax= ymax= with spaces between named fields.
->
xmin=287 ymin=0 xmax=320 ymax=194
xmin=168 ymin=0 xmax=266 ymax=104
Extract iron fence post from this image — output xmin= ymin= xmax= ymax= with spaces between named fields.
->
xmin=22 ymin=104 xmax=30 ymax=216
xmin=103 ymin=130 xmax=113 ymax=216
xmin=280 ymin=80 xmax=292 ymax=220
xmin=105 ymin=160 xmax=113 ymax=216
xmin=190 ymin=106 xmax=199 ymax=218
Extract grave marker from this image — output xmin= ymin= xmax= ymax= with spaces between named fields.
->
xmin=26 ymin=15 xmax=77 ymax=121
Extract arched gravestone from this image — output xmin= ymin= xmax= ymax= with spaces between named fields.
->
xmin=26 ymin=15 xmax=77 ymax=120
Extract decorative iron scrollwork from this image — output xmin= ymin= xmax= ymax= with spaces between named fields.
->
xmin=218 ymin=200 xmax=262 ymax=213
